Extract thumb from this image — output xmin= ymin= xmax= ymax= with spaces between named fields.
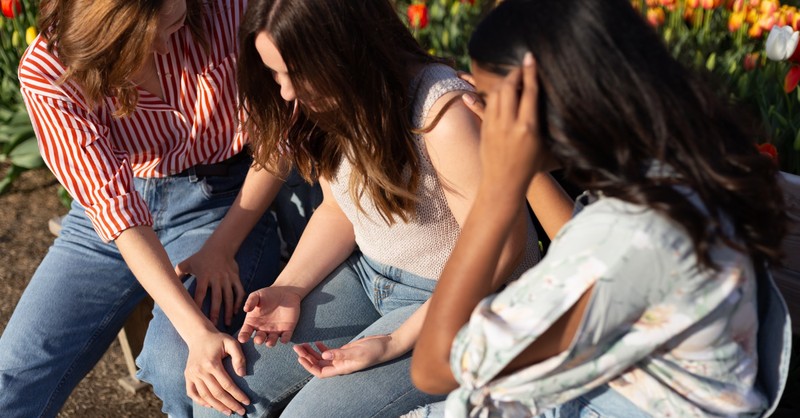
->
xmin=242 ymin=292 xmax=260 ymax=312
xmin=174 ymin=260 xmax=190 ymax=279
xmin=321 ymin=348 xmax=347 ymax=361
xmin=224 ymin=338 xmax=247 ymax=377
xmin=462 ymin=93 xmax=485 ymax=120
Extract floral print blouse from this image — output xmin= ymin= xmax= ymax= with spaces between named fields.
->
xmin=446 ymin=191 xmax=792 ymax=418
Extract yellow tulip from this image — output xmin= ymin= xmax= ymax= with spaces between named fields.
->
xmin=25 ymin=26 xmax=37 ymax=45
xmin=11 ymin=30 xmax=20 ymax=48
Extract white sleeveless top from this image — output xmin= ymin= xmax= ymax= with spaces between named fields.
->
xmin=329 ymin=64 xmax=540 ymax=280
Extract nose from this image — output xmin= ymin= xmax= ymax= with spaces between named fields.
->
xmin=274 ymin=74 xmax=296 ymax=102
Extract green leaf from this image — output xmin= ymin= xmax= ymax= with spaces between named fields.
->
xmin=795 ymin=129 xmax=800 ymax=151
xmin=8 ymin=138 xmax=43 ymax=169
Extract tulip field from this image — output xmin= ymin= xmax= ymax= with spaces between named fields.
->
xmin=1 ymin=0 xmax=800 ymax=195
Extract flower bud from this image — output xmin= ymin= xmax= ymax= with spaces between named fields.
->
xmin=766 ymin=25 xmax=800 ymax=61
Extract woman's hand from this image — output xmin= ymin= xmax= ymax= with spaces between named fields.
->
xmin=175 ymin=245 xmax=244 ymax=327
xmin=293 ymin=335 xmax=393 ymax=378
xmin=237 ymin=286 xmax=302 ymax=347
xmin=184 ymin=330 xmax=249 ymax=416
xmin=480 ymin=53 xmax=547 ymax=195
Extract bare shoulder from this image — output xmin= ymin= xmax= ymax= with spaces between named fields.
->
xmin=422 ymin=91 xmax=480 ymax=143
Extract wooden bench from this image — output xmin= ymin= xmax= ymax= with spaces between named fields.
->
xmin=48 ymin=216 xmax=153 ymax=394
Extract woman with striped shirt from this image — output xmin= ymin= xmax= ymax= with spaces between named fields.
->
xmin=0 ymin=1 xmax=298 ymax=417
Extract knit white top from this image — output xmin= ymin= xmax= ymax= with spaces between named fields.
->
xmin=329 ymin=64 xmax=540 ymax=280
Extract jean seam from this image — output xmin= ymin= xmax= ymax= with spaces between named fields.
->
xmin=40 ymin=281 xmax=144 ymax=417
xmin=266 ymin=375 xmax=314 ymax=416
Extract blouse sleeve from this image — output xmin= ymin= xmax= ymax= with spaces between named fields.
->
xmin=445 ymin=201 xmax=746 ymax=417
xmin=21 ymin=87 xmax=152 ymax=242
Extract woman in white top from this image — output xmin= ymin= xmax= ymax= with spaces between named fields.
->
xmin=187 ymin=0 xmax=576 ymax=416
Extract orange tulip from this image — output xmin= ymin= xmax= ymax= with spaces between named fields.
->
xmin=647 ymin=7 xmax=666 ymax=27
xmin=729 ymin=11 xmax=746 ymax=31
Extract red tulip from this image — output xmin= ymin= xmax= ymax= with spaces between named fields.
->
xmin=407 ymin=3 xmax=429 ymax=29
xmin=757 ymin=143 xmax=779 ymax=165
xmin=1 ymin=0 xmax=22 ymax=18
xmin=784 ymin=64 xmax=800 ymax=92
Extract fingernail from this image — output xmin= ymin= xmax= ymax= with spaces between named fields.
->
xmin=462 ymin=93 xmax=476 ymax=105
xmin=237 ymin=367 xmax=246 ymax=376
xmin=523 ymin=52 xmax=534 ymax=66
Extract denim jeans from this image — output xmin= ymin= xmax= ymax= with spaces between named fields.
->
xmin=0 ymin=156 xmax=284 ymax=418
xmin=407 ymin=385 xmax=651 ymax=418
xmin=192 ymin=253 xmax=448 ymax=418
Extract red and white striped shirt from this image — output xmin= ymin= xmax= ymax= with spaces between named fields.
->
xmin=19 ymin=0 xmax=248 ymax=242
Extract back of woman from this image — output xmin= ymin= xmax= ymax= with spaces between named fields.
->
xmin=410 ymin=0 xmax=791 ymax=417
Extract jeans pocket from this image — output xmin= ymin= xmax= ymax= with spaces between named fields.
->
xmin=199 ymin=160 xmax=249 ymax=199
xmin=568 ymin=396 xmax=603 ymax=418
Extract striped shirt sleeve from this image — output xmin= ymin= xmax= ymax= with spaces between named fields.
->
xmin=20 ymin=85 xmax=153 ymax=242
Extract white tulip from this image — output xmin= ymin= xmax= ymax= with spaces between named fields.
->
xmin=766 ymin=25 xmax=800 ymax=61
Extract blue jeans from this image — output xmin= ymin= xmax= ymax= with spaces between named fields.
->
xmin=410 ymin=385 xmax=651 ymax=417
xmin=193 ymin=253 xmax=448 ymax=418
xmin=0 ymin=156 xmax=283 ymax=418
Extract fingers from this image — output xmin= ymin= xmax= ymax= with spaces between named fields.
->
xmin=193 ymin=277 xmax=209 ymax=310
xmin=223 ymin=280 xmax=234 ymax=327
xmin=265 ymin=332 xmax=280 ymax=348
xmin=225 ymin=338 xmax=248 ymax=378
xmin=516 ymin=52 xmax=539 ymax=124
xmin=238 ymin=324 xmax=255 ymax=344
xmin=498 ymin=67 xmax=523 ymax=123
xmin=462 ymin=93 xmax=485 ymax=120
xmin=193 ymin=377 xmax=245 ymax=417
xmin=233 ymin=280 xmax=245 ymax=319
xmin=457 ymin=71 xmax=476 ymax=87
xmin=209 ymin=281 xmax=223 ymax=326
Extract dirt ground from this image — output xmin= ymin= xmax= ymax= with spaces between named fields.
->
xmin=0 ymin=164 xmax=164 ymax=417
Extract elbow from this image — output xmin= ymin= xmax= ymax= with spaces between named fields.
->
xmin=410 ymin=355 xmax=459 ymax=395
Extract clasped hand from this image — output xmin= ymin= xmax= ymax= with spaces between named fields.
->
xmin=175 ymin=245 xmax=244 ymax=327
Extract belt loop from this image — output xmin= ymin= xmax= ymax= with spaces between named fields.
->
xmin=188 ymin=166 xmax=199 ymax=183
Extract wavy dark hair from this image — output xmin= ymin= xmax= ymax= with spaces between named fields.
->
xmin=39 ymin=0 xmax=207 ymax=116
xmin=469 ymin=0 xmax=786 ymax=267
xmin=238 ymin=0 xmax=443 ymax=224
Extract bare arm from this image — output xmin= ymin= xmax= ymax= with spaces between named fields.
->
xmin=526 ymin=172 xmax=574 ymax=239
xmin=412 ymin=56 xmax=588 ymax=394
xmin=270 ymin=176 xmax=356 ymax=297
xmin=423 ymin=91 xmax=529 ymax=283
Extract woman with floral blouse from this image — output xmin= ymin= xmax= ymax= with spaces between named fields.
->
xmin=410 ymin=0 xmax=792 ymax=417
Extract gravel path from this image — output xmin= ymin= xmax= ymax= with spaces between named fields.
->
xmin=0 ymin=165 xmax=164 ymax=417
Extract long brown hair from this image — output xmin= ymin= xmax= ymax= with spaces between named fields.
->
xmin=38 ymin=0 xmax=207 ymax=117
xmin=470 ymin=0 xmax=786 ymax=267
xmin=239 ymin=0 xmax=443 ymax=224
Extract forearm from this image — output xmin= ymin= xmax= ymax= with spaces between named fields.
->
xmin=376 ymin=301 xmax=430 ymax=363
xmin=526 ymin=172 xmax=574 ymax=239
xmin=273 ymin=178 xmax=356 ymax=298
xmin=115 ymin=226 xmax=216 ymax=343
xmin=202 ymin=166 xmax=285 ymax=257
xmin=412 ymin=183 xmax=524 ymax=393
